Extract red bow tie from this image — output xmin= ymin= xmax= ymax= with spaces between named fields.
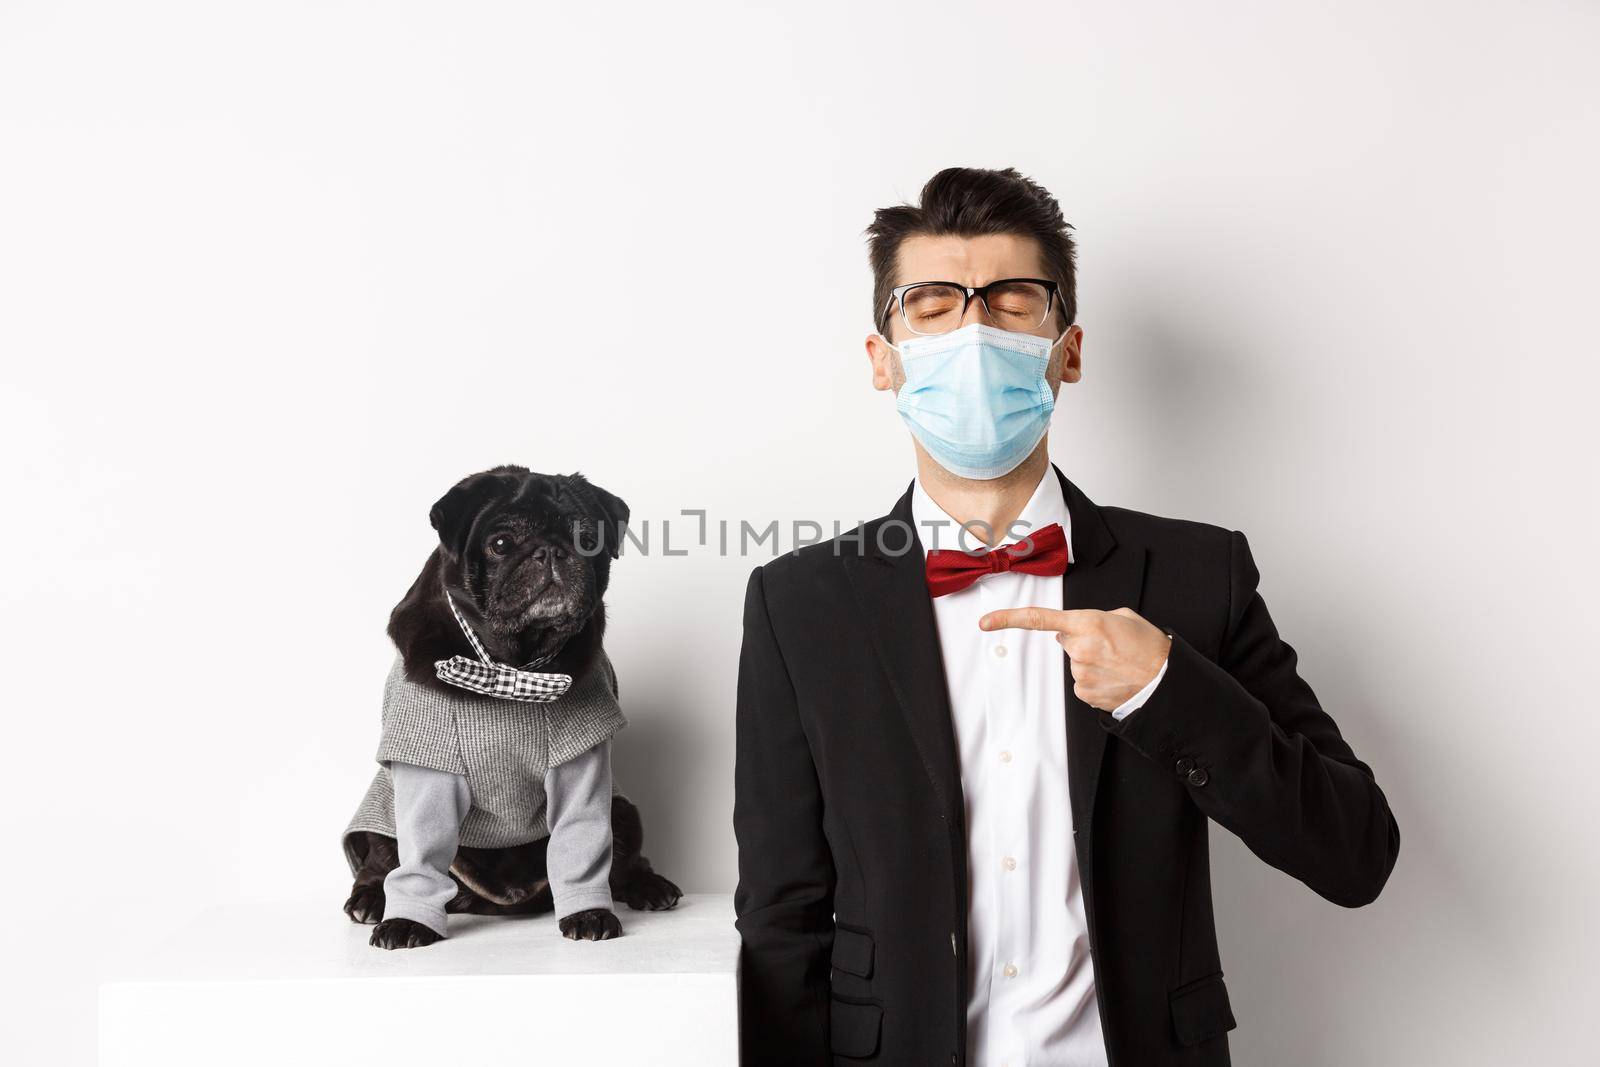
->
xmin=925 ymin=522 xmax=1070 ymax=597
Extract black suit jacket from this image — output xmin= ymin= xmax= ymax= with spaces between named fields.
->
xmin=732 ymin=467 xmax=1400 ymax=1066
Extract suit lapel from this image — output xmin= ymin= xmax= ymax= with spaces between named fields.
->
xmin=1057 ymin=466 xmax=1148 ymax=862
xmin=843 ymin=484 xmax=964 ymax=825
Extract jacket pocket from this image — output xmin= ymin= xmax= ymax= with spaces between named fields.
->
xmin=829 ymin=994 xmax=883 ymax=1059
xmin=1169 ymin=970 xmax=1237 ymax=1047
xmin=831 ymin=924 xmax=875 ymax=979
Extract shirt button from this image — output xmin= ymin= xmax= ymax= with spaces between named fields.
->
xmin=993 ymin=644 xmax=1008 ymax=659
xmin=999 ymin=750 xmax=1013 ymax=764
xmin=1002 ymin=963 xmax=1018 ymax=978
xmin=1003 ymin=856 xmax=1017 ymax=871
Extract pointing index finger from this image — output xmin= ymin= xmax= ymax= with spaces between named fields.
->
xmin=978 ymin=607 xmax=1101 ymax=633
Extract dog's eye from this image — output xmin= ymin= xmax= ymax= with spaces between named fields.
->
xmin=486 ymin=534 xmax=514 ymax=558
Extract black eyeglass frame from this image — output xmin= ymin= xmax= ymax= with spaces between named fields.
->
xmin=879 ymin=277 xmax=1063 ymax=336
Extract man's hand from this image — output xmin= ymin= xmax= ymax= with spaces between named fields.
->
xmin=979 ymin=606 xmax=1171 ymax=712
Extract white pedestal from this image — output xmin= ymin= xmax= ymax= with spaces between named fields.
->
xmin=98 ymin=893 xmax=739 ymax=1067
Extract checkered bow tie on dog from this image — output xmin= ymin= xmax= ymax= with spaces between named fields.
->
xmin=435 ymin=590 xmax=574 ymax=702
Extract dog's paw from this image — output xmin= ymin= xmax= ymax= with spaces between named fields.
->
xmin=343 ymin=885 xmax=385 ymax=925
xmin=616 ymin=870 xmax=682 ymax=912
xmin=368 ymin=918 xmax=444 ymax=950
xmin=558 ymin=908 xmax=623 ymax=942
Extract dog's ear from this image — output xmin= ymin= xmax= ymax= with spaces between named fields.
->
xmin=429 ymin=473 xmax=504 ymax=563
xmin=564 ymin=473 xmax=630 ymax=560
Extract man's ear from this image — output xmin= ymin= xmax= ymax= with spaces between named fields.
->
xmin=865 ymin=332 xmax=901 ymax=391
xmin=429 ymin=475 xmax=499 ymax=563
xmin=564 ymin=473 xmax=631 ymax=560
xmin=1056 ymin=323 xmax=1084 ymax=387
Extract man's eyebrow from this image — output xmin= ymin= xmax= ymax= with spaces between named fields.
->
xmin=905 ymin=279 xmax=1036 ymax=291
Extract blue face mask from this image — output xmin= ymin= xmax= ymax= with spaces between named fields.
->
xmin=886 ymin=322 xmax=1065 ymax=481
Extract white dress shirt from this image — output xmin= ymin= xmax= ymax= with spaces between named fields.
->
xmin=911 ymin=468 xmax=1167 ymax=1067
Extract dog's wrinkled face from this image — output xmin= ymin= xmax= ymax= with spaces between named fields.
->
xmin=428 ymin=466 xmax=629 ymax=644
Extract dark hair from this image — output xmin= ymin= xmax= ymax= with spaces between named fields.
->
xmin=865 ymin=167 xmax=1077 ymax=334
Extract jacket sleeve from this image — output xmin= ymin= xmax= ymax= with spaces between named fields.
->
xmin=1106 ymin=529 xmax=1401 ymax=907
xmin=733 ymin=565 xmax=836 ymax=1065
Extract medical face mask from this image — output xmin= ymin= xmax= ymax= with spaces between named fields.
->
xmin=885 ymin=321 xmax=1065 ymax=481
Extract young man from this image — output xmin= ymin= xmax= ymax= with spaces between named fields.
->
xmin=732 ymin=167 xmax=1400 ymax=1066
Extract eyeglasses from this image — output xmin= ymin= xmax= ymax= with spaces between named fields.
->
xmin=881 ymin=277 xmax=1061 ymax=337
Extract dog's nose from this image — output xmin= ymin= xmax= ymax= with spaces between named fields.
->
xmin=529 ymin=543 xmax=567 ymax=563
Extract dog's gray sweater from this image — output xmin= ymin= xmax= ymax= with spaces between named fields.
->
xmin=342 ymin=651 xmax=626 ymax=933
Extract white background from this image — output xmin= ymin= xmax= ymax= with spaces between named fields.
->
xmin=3 ymin=2 xmax=1597 ymax=1063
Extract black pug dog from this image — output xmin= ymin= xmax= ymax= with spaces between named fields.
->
xmin=342 ymin=465 xmax=680 ymax=949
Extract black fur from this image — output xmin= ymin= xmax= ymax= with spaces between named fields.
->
xmin=387 ymin=466 xmax=630 ymax=687
xmin=558 ymin=908 xmax=622 ymax=941
xmin=344 ymin=466 xmax=680 ymax=947
xmin=370 ymin=917 xmax=442 ymax=950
